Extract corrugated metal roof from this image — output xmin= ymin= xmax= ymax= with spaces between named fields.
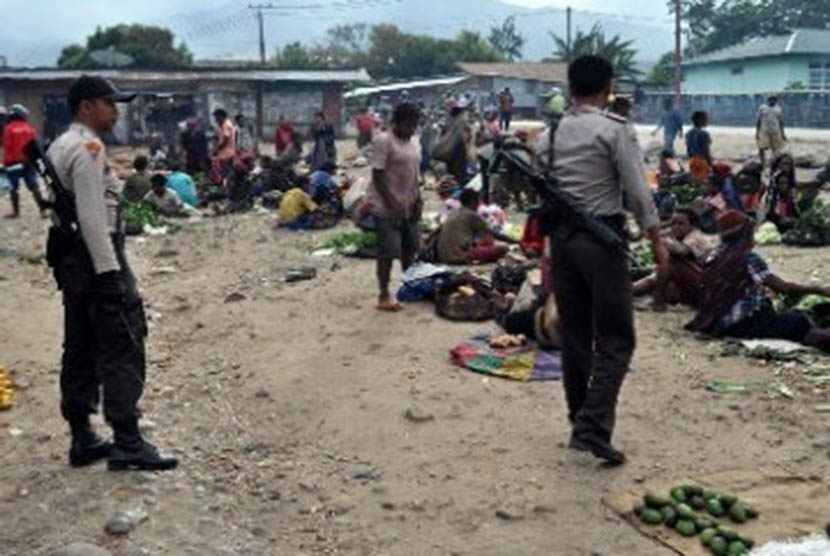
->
xmin=458 ymin=62 xmax=567 ymax=83
xmin=344 ymin=75 xmax=470 ymax=98
xmin=684 ymin=28 xmax=830 ymax=66
xmin=0 ymin=68 xmax=370 ymax=83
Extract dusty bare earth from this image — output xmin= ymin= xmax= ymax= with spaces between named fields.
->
xmin=1 ymin=130 xmax=830 ymax=556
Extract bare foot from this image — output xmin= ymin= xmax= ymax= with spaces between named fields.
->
xmin=376 ymin=299 xmax=403 ymax=312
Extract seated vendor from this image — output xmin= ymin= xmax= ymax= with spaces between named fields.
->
xmin=633 ymin=208 xmax=718 ymax=309
xmin=687 ymin=210 xmax=830 ymax=351
xmin=276 ymin=186 xmax=317 ymax=228
xmin=436 ymin=189 xmax=515 ymax=265
xmin=166 ymin=163 xmax=201 ymax=208
xmin=144 ymin=174 xmax=190 ymax=217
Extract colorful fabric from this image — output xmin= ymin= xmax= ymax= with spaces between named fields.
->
xmin=717 ymin=252 xmax=773 ymax=331
xmin=450 ymin=332 xmax=562 ymax=382
xmin=278 ymin=188 xmax=318 ymax=225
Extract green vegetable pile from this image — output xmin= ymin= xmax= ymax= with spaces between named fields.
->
xmin=121 ymin=201 xmax=162 ymax=235
xmin=754 ymin=222 xmax=782 ymax=245
xmin=629 ymin=242 xmax=655 ymax=280
xmin=775 ymin=293 xmax=830 ymax=327
xmin=320 ymin=231 xmax=378 ymax=255
xmin=635 ymin=483 xmax=759 ymax=555
xmin=662 ymin=182 xmax=706 ymax=205
xmin=783 ymin=200 xmax=830 ymax=247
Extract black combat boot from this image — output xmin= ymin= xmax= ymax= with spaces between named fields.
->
xmin=108 ymin=418 xmax=178 ymax=472
xmin=5 ymin=190 xmax=20 ymax=218
xmin=68 ymin=418 xmax=113 ymax=468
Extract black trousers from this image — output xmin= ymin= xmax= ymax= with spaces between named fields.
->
xmin=551 ymin=228 xmax=635 ymax=444
xmin=500 ymin=111 xmax=512 ymax=130
xmin=58 ymin=244 xmax=147 ymax=425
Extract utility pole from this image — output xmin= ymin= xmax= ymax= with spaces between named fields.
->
xmin=566 ymin=6 xmax=572 ymax=62
xmin=674 ymin=0 xmax=682 ymax=104
xmin=248 ymin=3 xmax=276 ymax=66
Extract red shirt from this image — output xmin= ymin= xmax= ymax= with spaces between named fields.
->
xmin=3 ymin=120 xmax=37 ymax=165
xmin=356 ymin=114 xmax=375 ymax=134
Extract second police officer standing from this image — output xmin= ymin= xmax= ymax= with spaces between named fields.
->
xmin=47 ymin=75 xmax=178 ymax=472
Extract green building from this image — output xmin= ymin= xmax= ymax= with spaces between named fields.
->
xmin=682 ymin=28 xmax=830 ymax=94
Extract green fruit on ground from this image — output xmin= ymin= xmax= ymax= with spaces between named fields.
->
xmin=721 ymin=494 xmax=738 ymax=509
xmin=671 ymin=487 xmax=688 ymax=503
xmin=641 ymin=508 xmax=663 ymax=525
xmin=676 ymin=503 xmax=696 ymax=520
xmin=707 ymin=498 xmax=726 ymax=517
xmin=727 ymin=540 xmax=748 ymax=555
xmin=717 ymin=525 xmax=739 ymax=541
xmin=729 ymin=503 xmax=747 ymax=524
xmin=695 ymin=516 xmax=714 ymax=532
xmin=661 ymin=506 xmax=678 ymax=526
xmin=676 ymin=519 xmax=697 ymax=537
xmin=700 ymin=528 xmax=718 ymax=546
xmin=740 ymin=535 xmax=755 ymax=549
xmin=703 ymin=489 xmax=717 ymax=500
xmin=682 ymin=484 xmax=704 ymax=497
xmin=709 ymin=536 xmax=728 ymax=555
xmin=645 ymin=493 xmax=670 ymax=509
xmin=690 ymin=496 xmax=707 ymax=511
xmin=745 ymin=505 xmax=759 ymax=519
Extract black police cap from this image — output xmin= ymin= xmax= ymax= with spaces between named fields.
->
xmin=68 ymin=75 xmax=136 ymax=107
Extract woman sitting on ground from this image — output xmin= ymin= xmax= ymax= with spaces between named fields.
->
xmin=686 ymin=210 xmax=830 ymax=350
xmin=766 ymin=154 xmax=800 ymax=231
xmin=633 ymin=208 xmax=718 ymax=309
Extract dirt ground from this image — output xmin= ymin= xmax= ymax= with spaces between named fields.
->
xmin=1 ymin=128 xmax=829 ymax=556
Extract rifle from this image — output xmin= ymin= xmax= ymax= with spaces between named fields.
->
xmin=24 ymin=139 xmax=79 ymax=238
xmin=488 ymin=147 xmax=626 ymax=251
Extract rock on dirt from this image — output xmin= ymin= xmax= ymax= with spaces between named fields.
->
xmin=403 ymin=407 xmax=434 ymax=423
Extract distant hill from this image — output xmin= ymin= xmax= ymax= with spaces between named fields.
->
xmin=168 ymin=0 xmax=674 ymax=67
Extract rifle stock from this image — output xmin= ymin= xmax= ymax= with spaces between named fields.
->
xmin=24 ymin=139 xmax=79 ymax=237
xmin=490 ymin=149 xmax=625 ymax=250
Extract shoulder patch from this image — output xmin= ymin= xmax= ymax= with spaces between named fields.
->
xmin=603 ymin=112 xmax=627 ymax=124
xmin=83 ymin=141 xmax=102 ymax=158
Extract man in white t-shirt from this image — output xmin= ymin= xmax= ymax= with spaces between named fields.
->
xmin=756 ymin=96 xmax=786 ymax=169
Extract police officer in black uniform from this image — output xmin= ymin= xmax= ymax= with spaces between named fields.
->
xmin=47 ymin=76 xmax=178 ymax=471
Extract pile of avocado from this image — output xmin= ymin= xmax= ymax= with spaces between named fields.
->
xmin=634 ymin=483 xmax=759 ymax=555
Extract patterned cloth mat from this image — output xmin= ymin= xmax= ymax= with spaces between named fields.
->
xmin=450 ymin=331 xmax=563 ymax=382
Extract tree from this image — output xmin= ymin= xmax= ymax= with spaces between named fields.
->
xmin=452 ymin=30 xmax=505 ymax=63
xmin=550 ymin=24 xmax=641 ymax=79
xmin=489 ymin=16 xmax=525 ymax=61
xmin=273 ymin=42 xmax=329 ymax=69
xmin=648 ymin=51 xmax=679 ymax=86
xmin=672 ymin=0 xmax=830 ymax=57
xmin=57 ymin=24 xmax=193 ymax=69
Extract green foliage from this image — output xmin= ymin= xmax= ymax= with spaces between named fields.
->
xmin=549 ymin=24 xmax=640 ymax=79
xmin=57 ymin=24 xmax=193 ymax=69
xmin=272 ymin=23 xmax=504 ymax=79
xmin=488 ymin=16 xmax=525 ymax=61
xmin=671 ymin=0 xmax=830 ymax=56
xmin=785 ymin=81 xmax=806 ymax=91
xmin=121 ymin=200 xmax=161 ymax=235
xmin=648 ymin=51 xmax=679 ymax=86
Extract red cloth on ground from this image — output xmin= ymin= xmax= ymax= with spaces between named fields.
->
xmin=469 ymin=240 xmax=508 ymax=264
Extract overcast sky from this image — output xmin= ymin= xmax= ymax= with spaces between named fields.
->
xmin=0 ymin=0 xmax=672 ymax=66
